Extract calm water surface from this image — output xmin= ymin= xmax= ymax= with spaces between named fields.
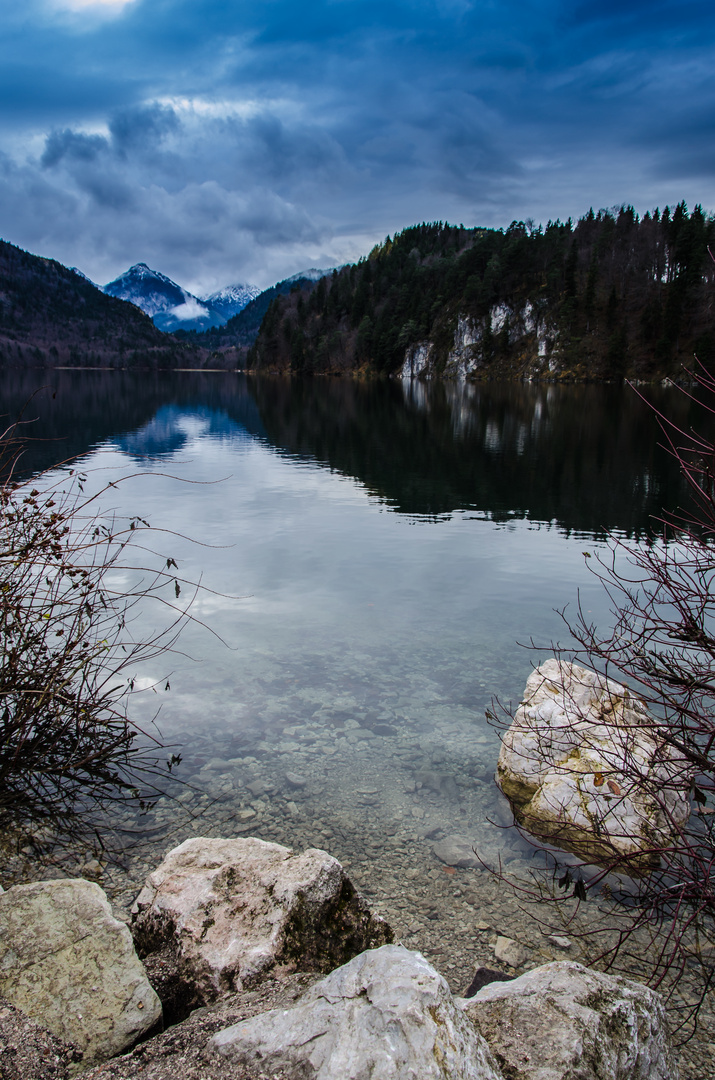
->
xmin=1 ymin=369 xmax=707 ymax=981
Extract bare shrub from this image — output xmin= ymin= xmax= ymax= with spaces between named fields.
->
xmin=489 ymin=367 xmax=715 ymax=1029
xmin=0 ymin=426 xmax=203 ymax=877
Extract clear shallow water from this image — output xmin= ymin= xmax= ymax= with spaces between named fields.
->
xmin=3 ymin=370 xmax=712 ymax=1002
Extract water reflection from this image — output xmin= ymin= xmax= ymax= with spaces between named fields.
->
xmin=0 ymin=368 xmax=701 ymax=538
xmin=0 ymin=368 xmax=708 ymax=1006
xmin=115 ymin=405 xmax=258 ymax=459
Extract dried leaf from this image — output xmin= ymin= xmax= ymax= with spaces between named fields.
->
xmin=573 ymin=880 xmax=587 ymax=902
xmin=593 ymin=772 xmax=604 ymax=786
xmin=607 ymin=780 xmax=622 ymax=796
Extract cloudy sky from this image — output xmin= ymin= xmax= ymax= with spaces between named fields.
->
xmin=2 ymin=0 xmax=714 ymax=293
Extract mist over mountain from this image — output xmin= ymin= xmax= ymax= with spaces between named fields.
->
xmin=102 ymin=264 xmax=260 ymax=333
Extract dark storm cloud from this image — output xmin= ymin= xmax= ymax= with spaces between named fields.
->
xmin=109 ymin=104 xmax=181 ymax=152
xmin=1 ymin=0 xmax=714 ymax=289
xmin=41 ymin=129 xmax=109 ymax=167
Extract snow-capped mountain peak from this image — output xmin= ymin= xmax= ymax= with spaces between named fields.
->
xmin=102 ymin=263 xmax=227 ymax=331
xmin=102 ymin=264 xmax=263 ymax=330
xmin=200 ymin=282 xmax=261 ymax=320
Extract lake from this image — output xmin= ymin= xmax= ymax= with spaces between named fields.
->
xmin=0 ymin=368 xmax=707 ymax=996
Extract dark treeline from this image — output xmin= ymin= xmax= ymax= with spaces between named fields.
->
xmin=247 ymin=204 xmax=715 ymax=380
xmin=0 ymin=240 xmax=205 ymax=369
xmin=174 ymin=273 xmax=329 ymax=358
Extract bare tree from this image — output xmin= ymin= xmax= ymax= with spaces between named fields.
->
xmin=0 ymin=424 xmax=207 ymax=878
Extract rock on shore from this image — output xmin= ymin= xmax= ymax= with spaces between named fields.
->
xmin=0 ymin=836 xmax=679 ymax=1080
xmin=496 ymin=658 xmax=692 ymax=869
xmin=210 ymin=944 xmax=504 ymax=1079
xmin=0 ymin=879 xmax=162 ymax=1070
xmin=462 ymin=959 xmax=675 ymax=1080
xmin=131 ymin=836 xmax=392 ymax=1004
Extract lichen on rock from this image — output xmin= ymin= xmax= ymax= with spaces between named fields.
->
xmin=0 ymin=879 xmax=162 ymax=1071
xmin=461 ymin=959 xmax=677 ymax=1080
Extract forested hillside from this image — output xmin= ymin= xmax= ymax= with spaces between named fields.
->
xmin=0 ymin=241 xmax=205 ymax=368
xmin=174 ymin=273 xmax=328 ymax=362
xmin=248 ymin=204 xmax=715 ymax=380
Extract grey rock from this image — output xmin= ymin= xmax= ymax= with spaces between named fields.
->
xmin=548 ymin=934 xmax=573 ymax=950
xmin=493 ymin=936 xmax=530 ymax=968
xmin=432 ymin=834 xmax=481 ymax=869
xmin=209 ymin=944 xmax=504 ymax=1079
xmin=131 ymin=837 xmax=392 ymax=1004
xmin=462 ymin=960 xmax=676 ymax=1080
xmin=0 ymin=879 xmax=162 ymax=1070
xmin=284 ymin=771 xmax=307 ymax=789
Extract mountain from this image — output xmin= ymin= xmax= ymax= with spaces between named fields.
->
xmin=70 ymin=266 xmax=97 ymax=285
xmin=247 ymin=205 xmax=715 ymax=381
xmin=282 ymin=267 xmax=345 ymax=285
xmin=103 ymin=264 xmax=261 ymax=333
xmin=200 ymin=283 xmax=261 ymax=321
xmin=103 ymin=262 xmax=226 ymax=333
xmin=176 ymin=267 xmax=344 ymax=357
xmin=0 ymin=241 xmax=206 ymax=368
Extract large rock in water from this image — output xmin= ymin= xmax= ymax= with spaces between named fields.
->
xmin=0 ymin=880 xmax=162 ymax=1071
xmin=461 ymin=959 xmax=676 ymax=1080
xmin=496 ymin=659 xmax=691 ymax=870
xmin=131 ymin=837 xmax=392 ymax=1003
xmin=209 ymin=943 xmax=504 ymax=1079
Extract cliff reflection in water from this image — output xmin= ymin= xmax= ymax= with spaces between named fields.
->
xmin=0 ymin=368 xmax=701 ymax=538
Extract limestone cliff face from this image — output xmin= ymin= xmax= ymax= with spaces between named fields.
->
xmin=400 ymin=304 xmax=558 ymax=380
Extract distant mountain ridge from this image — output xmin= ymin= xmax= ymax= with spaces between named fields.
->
xmin=102 ymin=263 xmax=260 ymax=333
xmin=0 ymin=241 xmax=205 ymax=369
xmin=174 ymin=267 xmax=344 ymax=353
xmin=201 ymin=283 xmax=261 ymax=321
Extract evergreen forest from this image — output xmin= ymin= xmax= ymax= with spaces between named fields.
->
xmin=247 ymin=204 xmax=715 ymax=381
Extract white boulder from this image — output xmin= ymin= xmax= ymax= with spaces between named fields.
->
xmin=209 ymin=943 xmax=504 ymax=1079
xmin=496 ymin=659 xmax=692 ymax=869
xmin=462 ymin=959 xmax=676 ymax=1080
xmin=131 ymin=836 xmax=392 ymax=1003
xmin=0 ymin=879 xmax=161 ymax=1070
